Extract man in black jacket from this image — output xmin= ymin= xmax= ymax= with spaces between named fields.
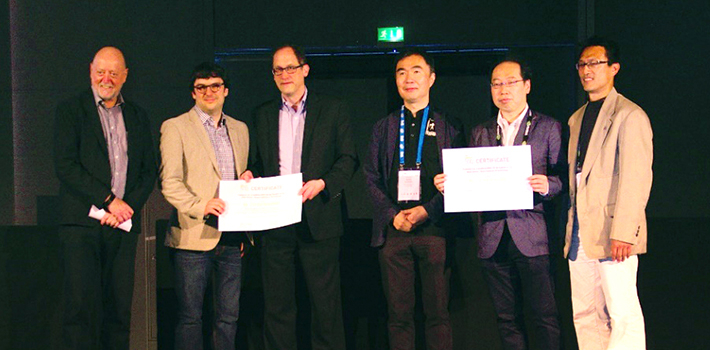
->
xmin=241 ymin=45 xmax=358 ymax=350
xmin=54 ymin=46 xmax=157 ymax=350
xmin=364 ymin=51 xmax=465 ymax=350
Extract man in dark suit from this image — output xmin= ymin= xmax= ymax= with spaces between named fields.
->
xmin=364 ymin=51 xmax=465 ymax=350
xmin=435 ymin=59 xmax=565 ymax=350
xmin=54 ymin=46 xmax=157 ymax=349
xmin=240 ymin=45 xmax=357 ymax=350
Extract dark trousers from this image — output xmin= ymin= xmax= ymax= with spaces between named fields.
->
xmin=480 ymin=227 xmax=560 ymax=350
xmin=59 ymin=224 xmax=138 ymax=350
xmin=261 ymin=223 xmax=345 ymax=350
xmin=379 ymin=230 xmax=452 ymax=350
xmin=173 ymin=245 xmax=242 ymax=350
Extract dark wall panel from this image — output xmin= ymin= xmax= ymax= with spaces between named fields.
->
xmin=594 ymin=0 xmax=710 ymax=217
xmin=9 ymin=0 xmax=215 ymax=224
xmin=214 ymin=0 xmax=578 ymax=49
xmin=0 ymin=1 xmax=12 ymax=225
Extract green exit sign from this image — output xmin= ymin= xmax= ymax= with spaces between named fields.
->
xmin=378 ymin=27 xmax=404 ymax=42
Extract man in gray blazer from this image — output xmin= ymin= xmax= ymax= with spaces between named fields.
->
xmin=566 ymin=37 xmax=652 ymax=350
xmin=160 ymin=62 xmax=249 ymax=350
xmin=435 ymin=58 xmax=565 ymax=350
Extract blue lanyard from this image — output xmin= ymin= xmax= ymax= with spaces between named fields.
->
xmin=399 ymin=105 xmax=430 ymax=170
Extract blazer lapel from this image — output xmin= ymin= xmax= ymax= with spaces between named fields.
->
xmin=432 ymin=112 xmax=446 ymax=154
xmin=266 ymin=101 xmax=280 ymax=176
xmin=568 ymin=107 xmax=583 ymax=193
xmin=188 ymin=110 xmax=221 ymax=177
xmin=226 ymin=117 xmax=246 ymax=176
xmin=486 ymin=120 xmax=497 ymax=147
xmin=121 ymin=103 xmax=139 ymax=170
xmin=580 ymin=90 xmax=618 ymax=183
xmin=513 ymin=109 xmax=535 ymax=145
xmin=385 ymin=114 xmax=398 ymax=176
xmin=301 ymin=93 xmax=321 ymax=169
xmin=83 ymin=91 xmax=109 ymax=157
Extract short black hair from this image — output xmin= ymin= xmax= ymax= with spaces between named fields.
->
xmin=189 ymin=62 xmax=229 ymax=91
xmin=273 ymin=45 xmax=308 ymax=66
xmin=490 ymin=57 xmax=532 ymax=81
xmin=395 ymin=50 xmax=436 ymax=74
xmin=579 ymin=36 xmax=620 ymax=65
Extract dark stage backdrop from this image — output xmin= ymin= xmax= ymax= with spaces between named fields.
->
xmin=0 ymin=3 xmax=12 ymax=225
xmin=591 ymin=0 xmax=710 ymax=217
xmin=3 ymin=0 xmax=710 ymax=349
xmin=213 ymin=1 xmax=578 ymax=49
xmin=4 ymin=1 xmax=707 ymax=227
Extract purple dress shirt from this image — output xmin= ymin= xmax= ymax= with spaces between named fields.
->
xmin=278 ymin=89 xmax=308 ymax=175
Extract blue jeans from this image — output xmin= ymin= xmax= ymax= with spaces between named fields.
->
xmin=569 ymin=208 xmax=611 ymax=262
xmin=173 ymin=245 xmax=242 ymax=350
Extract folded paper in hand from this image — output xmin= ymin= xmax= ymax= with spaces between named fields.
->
xmin=88 ymin=205 xmax=133 ymax=232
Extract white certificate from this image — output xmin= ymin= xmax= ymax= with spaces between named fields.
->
xmin=218 ymin=173 xmax=303 ymax=231
xmin=442 ymin=146 xmax=533 ymax=212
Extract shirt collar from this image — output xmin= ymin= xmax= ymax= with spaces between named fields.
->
xmin=91 ymin=86 xmax=124 ymax=108
xmin=403 ymin=104 xmax=430 ymax=120
xmin=497 ymin=104 xmax=529 ymax=129
xmin=281 ymin=88 xmax=308 ymax=113
xmin=194 ymin=105 xmax=225 ymax=127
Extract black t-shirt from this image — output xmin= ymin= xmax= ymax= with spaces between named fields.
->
xmin=576 ymin=98 xmax=605 ymax=172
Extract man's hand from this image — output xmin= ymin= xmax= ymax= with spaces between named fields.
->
xmin=298 ymin=179 xmax=325 ymax=203
xmin=528 ymin=174 xmax=549 ymax=195
xmin=240 ymin=170 xmax=254 ymax=182
xmin=403 ymin=206 xmax=429 ymax=226
xmin=107 ymin=198 xmax=134 ymax=223
xmin=611 ymin=239 xmax=633 ymax=262
xmin=433 ymin=174 xmax=446 ymax=194
xmin=100 ymin=213 xmax=120 ymax=228
xmin=204 ymin=198 xmax=226 ymax=217
xmin=393 ymin=211 xmax=414 ymax=232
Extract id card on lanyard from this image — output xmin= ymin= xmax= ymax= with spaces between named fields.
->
xmin=397 ymin=105 xmax=429 ymax=202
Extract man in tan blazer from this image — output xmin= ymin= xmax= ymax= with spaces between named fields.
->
xmin=160 ymin=62 xmax=249 ymax=350
xmin=565 ymin=37 xmax=653 ymax=350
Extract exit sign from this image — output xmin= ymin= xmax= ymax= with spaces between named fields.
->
xmin=378 ymin=27 xmax=404 ymax=42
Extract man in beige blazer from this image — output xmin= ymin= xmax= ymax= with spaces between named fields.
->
xmin=160 ymin=62 xmax=249 ymax=350
xmin=565 ymin=37 xmax=653 ymax=350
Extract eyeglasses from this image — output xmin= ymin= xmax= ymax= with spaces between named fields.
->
xmin=194 ymin=83 xmax=224 ymax=94
xmin=575 ymin=60 xmax=609 ymax=70
xmin=272 ymin=64 xmax=304 ymax=76
xmin=94 ymin=69 xmax=122 ymax=79
xmin=490 ymin=79 xmax=523 ymax=89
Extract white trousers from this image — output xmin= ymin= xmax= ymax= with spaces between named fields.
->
xmin=568 ymin=244 xmax=646 ymax=350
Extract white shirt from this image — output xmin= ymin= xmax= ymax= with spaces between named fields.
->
xmin=496 ymin=104 xmax=529 ymax=146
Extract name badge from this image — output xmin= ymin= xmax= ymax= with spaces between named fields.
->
xmin=398 ymin=170 xmax=421 ymax=202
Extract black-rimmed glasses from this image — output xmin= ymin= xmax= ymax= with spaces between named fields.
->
xmin=194 ymin=83 xmax=224 ymax=94
xmin=272 ymin=64 xmax=304 ymax=76
xmin=575 ymin=60 xmax=609 ymax=70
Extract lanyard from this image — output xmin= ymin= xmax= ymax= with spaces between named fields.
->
xmin=496 ymin=109 xmax=532 ymax=146
xmin=399 ymin=105 xmax=430 ymax=170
